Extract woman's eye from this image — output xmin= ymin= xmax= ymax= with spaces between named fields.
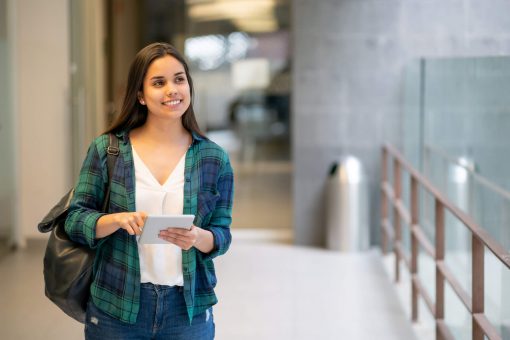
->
xmin=153 ymin=80 xmax=164 ymax=86
xmin=176 ymin=77 xmax=186 ymax=83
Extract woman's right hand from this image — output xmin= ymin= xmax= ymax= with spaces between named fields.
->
xmin=96 ymin=211 xmax=148 ymax=239
xmin=114 ymin=212 xmax=148 ymax=235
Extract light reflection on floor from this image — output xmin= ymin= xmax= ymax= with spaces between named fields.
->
xmin=208 ymin=129 xmax=293 ymax=233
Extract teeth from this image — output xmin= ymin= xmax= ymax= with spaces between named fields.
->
xmin=165 ymin=100 xmax=181 ymax=105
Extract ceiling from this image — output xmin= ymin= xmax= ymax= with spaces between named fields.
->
xmin=186 ymin=0 xmax=290 ymax=34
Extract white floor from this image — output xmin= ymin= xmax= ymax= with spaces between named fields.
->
xmin=231 ymin=160 xmax=293 ymax=230
xmin=0 ymin=239 xmax=421 ymax=340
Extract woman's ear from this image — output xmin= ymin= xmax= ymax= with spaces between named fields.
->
xmin=138 ymin=92 xmax=145 ymax=105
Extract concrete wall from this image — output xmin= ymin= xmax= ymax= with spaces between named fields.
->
xmin=292 ymin=0 xmax=510 ymax=247
xmin=14 ymin=0 xmax=71 ymax=242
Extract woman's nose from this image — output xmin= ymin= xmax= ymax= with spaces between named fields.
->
xmin=166 ymin=86 xmax=177 ymax=96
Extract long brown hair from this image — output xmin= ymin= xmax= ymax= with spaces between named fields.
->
xmin=105 ymin=42 xmax=204 ymax=137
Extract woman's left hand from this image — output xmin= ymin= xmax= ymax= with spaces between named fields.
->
xmin=159 ymin=225 xmax=200 ymax=250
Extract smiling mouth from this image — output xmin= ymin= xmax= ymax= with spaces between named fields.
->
xmin=162 ymin=99 xmax=182 ymax=106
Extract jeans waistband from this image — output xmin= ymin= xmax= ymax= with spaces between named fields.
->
xmin=141 ymin=282 xmax=184 ymax=293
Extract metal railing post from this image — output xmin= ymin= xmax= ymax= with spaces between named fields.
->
xmin=394 ymin=159 xmax=402 ymax=283
xmin=435 ymin=199 xmax=445 ymax=340
xmin=381 ymin=148 xmax=388 ymax=254
xmin=472 ymin=235 xmax=484 ymax=340
xmin=411 ymin=176 xmax=419 ymax=322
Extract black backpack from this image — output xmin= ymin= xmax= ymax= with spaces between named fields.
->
xmin=37 ymin=134 xmax=119 ymax=323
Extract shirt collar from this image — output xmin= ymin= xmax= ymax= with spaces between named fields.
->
xmin=114 ymin=129 xmax=206 ymax=145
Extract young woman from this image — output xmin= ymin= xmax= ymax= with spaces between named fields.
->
xmin=65 ymin=42 xmax=234 ymax=339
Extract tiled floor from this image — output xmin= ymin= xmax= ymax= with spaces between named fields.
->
xmin=0 ymin=239 xmax=420 ymax=340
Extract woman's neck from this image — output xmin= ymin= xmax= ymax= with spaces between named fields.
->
xmin=133 ymin=116 xmax=190 ymax=146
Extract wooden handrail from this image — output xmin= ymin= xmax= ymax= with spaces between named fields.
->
xmin=436 ymin=261 xmax=471 ymax=312
xmin=384 ymin=143 xmax=510 ymax=269
xmin=381 ymin=144 xmax=510 ymax=340
xmin=473 ymin=314 xmax=503 ymax=340
xmin=395 ymin=200 xmax=411 ymax=226
xmin=411 ymin=224 xmax=435 ymax=258
xmin=437 ymin=320 xmax=455 ymax=340
xmin=395 ymin=242 xmax=411 ymax=270
xmin=425 ymin=144 xmax=510 ymax=202
xmin=412 ymin=275 xmax=435 ymax=317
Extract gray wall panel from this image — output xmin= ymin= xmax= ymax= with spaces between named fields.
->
xmin=292 ymin=0 xmax=510 ymax=247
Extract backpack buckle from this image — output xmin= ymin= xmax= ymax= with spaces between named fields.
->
xmin=107 ymin=146 xmax=120 ymax=155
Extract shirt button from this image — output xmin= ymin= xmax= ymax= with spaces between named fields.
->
xmin=185 ymin=178 xmax=190 ymax=182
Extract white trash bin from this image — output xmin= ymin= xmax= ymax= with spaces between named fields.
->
xmin=326 ymin=156 xmax=369 ymax=251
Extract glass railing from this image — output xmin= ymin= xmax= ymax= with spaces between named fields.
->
xmin=423 ymin=144 xmax=510 ymax=251
xmin=423 ymin=144 xmax=510 ymax=339
xmin=404 ymin=57 xmax=510 ymax=191
xmin=400 ymin=56 xmax=510 ymax=339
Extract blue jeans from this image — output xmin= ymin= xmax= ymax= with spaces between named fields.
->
xmin=85 ymin=283 xmax=214 ymax=340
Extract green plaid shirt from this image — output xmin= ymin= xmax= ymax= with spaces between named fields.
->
xmin=65 ymin=131 xmax=234 ymax=324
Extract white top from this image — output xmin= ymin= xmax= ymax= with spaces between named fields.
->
xmin=132 ymin=146 xmax=186 ymax=286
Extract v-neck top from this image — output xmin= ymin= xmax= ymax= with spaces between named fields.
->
xmin=132 ymin=146 xmax=186 ymax=286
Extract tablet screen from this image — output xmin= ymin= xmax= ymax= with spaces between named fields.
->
xmin=138 ymin=214 xmax=195 ymax=244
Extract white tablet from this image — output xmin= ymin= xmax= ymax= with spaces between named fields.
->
xmin=138 ymin=214 xmax=195 ymax=244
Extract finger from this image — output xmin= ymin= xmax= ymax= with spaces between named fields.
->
xmin=123 ymin=225 xmax=135 ymax=235
xmin=134 ymin=213 xmax=145 ymax=227
xmin=162 ymin=232 xmax=196 ymax=248
xmin=159 ymin=230 xmax=175 ymax=240
xmin=122 ymin=214 xmax=136 ymax=227
xmin=133 ymin=223 xmax=143 ymax=236
xmin=160 ymin=230 xmax=190 ymax=241
xmin=159 ymin=234 xmax=177 ymax=245
xmin=127 ymin=219 xmax=142 ymax=235
xmin=159 ymin=230 xmax=187 ymax=241
xmin=134 ymin=225 xmax=143 ymax=236
xmin=116 ymin=214 xmax=138 ymax=235
xmin=140 ymin=211 xmax=148 ymax=221
xmin=165 ymin=227 xmax=190 ymax=236
xmin=161 ymin=236 xmax=190 ymax=250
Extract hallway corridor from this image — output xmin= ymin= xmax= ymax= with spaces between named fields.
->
xmin=0 ymin=237 xmax=419 ymax=340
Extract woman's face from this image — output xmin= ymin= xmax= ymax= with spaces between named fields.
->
xmin=139 ymin=55 xmax=191 ymax=122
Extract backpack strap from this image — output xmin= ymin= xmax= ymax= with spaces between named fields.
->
xmin=101 ymin=133 xmax=120 ymax=212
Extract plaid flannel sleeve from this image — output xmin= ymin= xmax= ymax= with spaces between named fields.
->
xmin=201 ymin=157 xmax=234 ymax=261
xmin=65 ymin=137 xmax=108 ymax=249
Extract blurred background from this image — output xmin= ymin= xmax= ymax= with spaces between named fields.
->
xmin=4 ymin=0 xmax=510 ymax=251
xmin=1 ymin=0 xmax=294 ymax=251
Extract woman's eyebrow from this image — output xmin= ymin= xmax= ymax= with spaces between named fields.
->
xmin=149 ymin=72 xmax=185 ymax=80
